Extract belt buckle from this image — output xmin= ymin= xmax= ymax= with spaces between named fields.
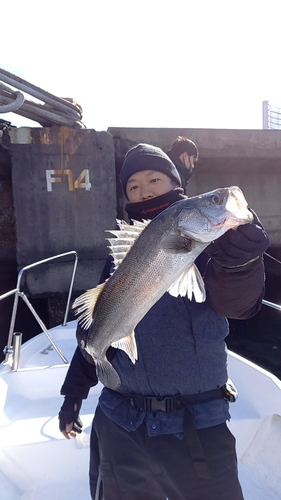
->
xmin=144 ymin=396 xmax=174 ymax=412
xmin=165 ymin=397 xmax=173 ymax=412
xmin=144 ymin=397 xmax=152 ymax=412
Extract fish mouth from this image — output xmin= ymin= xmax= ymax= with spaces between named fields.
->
xmin=178 ymin=186 xmax=252 ymax=244
xmin=191 ymin=187 xmax=252 ymax=241
xmin=212 ymin=218 xmax=226 ymax=227
xmin=225 ymin=186 xmax=253 ymax=225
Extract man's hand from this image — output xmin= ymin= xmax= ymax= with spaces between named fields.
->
xmin=59 ymin=397 xmax=83 ymax=440
xmin=205 ymin=219 xmax=269 ymax=269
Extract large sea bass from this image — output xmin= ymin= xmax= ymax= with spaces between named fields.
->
xmin=73 ymin=186 xmax=253 ymax=390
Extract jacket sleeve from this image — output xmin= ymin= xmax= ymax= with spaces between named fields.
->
xmin=202 ymin=210 xmax=269 ymax=320
xmin=60 ymin=346 xmax=98 ymax=399
xmin=203 ymin=255 xmax=266 ymax=319
xmin=60 ymin=255 xmax=115 ymax=399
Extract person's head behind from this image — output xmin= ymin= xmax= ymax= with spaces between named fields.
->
xmin=171 ymin=136 xmax=199 ymax=161
xmin=120 ymin=143 xmax=181 ymax=203
xmin=170 ymin=137 xmax=199 ymax=177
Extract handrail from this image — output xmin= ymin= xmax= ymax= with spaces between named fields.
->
xmin=1 ymin=251 xmax=78 ymax=365
xmin=262 ymin=299 xmax=281 ymax=312
xmin=0 ymin=288 xmax=19 ymax=300
xmin=1 ymin=288 xmax=68 ymax=366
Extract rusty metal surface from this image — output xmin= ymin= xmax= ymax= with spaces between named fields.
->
xmin=0 ymin=145 xmax=16 ymax=260
xmin=10 ymin=128 xmax=116 ymax=295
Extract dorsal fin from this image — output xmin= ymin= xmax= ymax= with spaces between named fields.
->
xmin=72 ymin=281 xmax=107 ymax=329
xmin=106 ymin=219 xmax=151 ymax=271
xmin=131 ymin=219 xmax=150 ymax=228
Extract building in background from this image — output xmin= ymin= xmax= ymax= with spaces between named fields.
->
xmin=263 ymin=101 xmax=281 ymax=130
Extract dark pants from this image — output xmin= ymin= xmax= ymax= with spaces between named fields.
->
xmin=90 ymin=405 xmax=244 ymax=500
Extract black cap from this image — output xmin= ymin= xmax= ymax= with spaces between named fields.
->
xmin=120 ymin=143 xmax=181 ymax=199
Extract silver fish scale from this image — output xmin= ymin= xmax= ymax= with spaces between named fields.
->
xmin=89 ymin=215 xmax=201 ymax=350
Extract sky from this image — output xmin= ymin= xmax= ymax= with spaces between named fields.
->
xmin=1 ymin=0 xmax=281 ymax=131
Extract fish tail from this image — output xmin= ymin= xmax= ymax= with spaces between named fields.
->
xmin=95 ymin=358 xmax=121 ymax=390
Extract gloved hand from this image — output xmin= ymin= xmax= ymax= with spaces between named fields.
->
xmin=59 ymin=397 xmax=83 ymax=438
xmin=205 ymin=221 xmax=269 ymax=268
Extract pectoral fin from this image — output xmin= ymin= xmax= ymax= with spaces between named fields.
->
xmin=168 ymin=264 xmax=206 ymax=302
xmin=186 ymin=264 xmax=206 ymax=302
xmin=161 ymin=234 xmax=193 ymax=253
xmin=111 ymin=331 xmax=138 ymax=364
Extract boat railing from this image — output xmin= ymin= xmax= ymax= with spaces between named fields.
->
xmin=262 ymin=253 xmax=281 ymax=312
xmin=1 ymin=251 xmax=78 ymax=369
xmin=262 ymin=299 xmax=281 ymax=312
xmin=1 ymin=250 xmax=280 ymax=371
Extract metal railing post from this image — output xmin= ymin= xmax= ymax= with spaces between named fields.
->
xmin=12 ymin=333 xmax=22 ymax=371
xmin=63 ymin=252 xmax=78 ymax=326
xmin=6 ymin=289 xmax=20 ymax=362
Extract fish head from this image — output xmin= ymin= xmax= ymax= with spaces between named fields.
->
xmin=176 ymin=186 xmax=253 ymax=243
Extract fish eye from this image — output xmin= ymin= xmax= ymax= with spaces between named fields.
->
xmin=211 ymin=194 xmax=222 ymax=205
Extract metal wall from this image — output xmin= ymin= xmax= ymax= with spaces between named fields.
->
xmin=0 ymin=142 xmax=16 ymax=262
xmin=9 ymin=127 xmax=116 ymax=297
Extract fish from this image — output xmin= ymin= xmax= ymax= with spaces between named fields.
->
xmin=73 ymin=186 xmax=253 ymax=390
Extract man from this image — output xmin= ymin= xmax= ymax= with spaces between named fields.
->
xmin=167 ymin=136 xmax=199 ymax=194
xmin=59 ymin=143 xmax=269 ymax=500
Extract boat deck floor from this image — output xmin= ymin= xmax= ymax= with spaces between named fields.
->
xmin=1 ymin=323 xmax=280 ymax=500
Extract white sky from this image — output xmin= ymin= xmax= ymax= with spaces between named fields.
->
xmin=1 ymin=0 xmax=280 ymax=131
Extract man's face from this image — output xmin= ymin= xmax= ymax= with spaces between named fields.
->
xmin=181 ymin=153 xmax=196 ymax=174
xmin=126 ymin=170 xmax=175 ymax=203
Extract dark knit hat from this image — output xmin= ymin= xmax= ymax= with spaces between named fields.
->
xmin=120 ymin=143 xmax=181 ymax=198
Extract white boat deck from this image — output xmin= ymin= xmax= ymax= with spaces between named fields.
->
xmin=0 ymin=321 xmax=280 ymax=500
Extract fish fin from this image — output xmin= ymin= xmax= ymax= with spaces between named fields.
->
xmin=105 ymin=219 xmax=150 ymax=271
xmin=131 ymin=219 xmax=151 ymax=228
xmin=186 ymin=264 xmax=206 ymax=302
xmin=72 ymin=281 xmax=107 ymax=329
xmin=107 ymin=241 xmax=132 ymax=271
xmin=94 ymin=357 xmax=121 ymax=390
xmin=117 ymin=218 xmax=150 ymax=232
xmin=161 ymin=234 xmax=193 ymax=253
xmin=167 ymin=264 xmax=206 ymax=302
xmin=111 ymin=331 xmax=138 ymax=364
xmin=167 ymin=267 xmax=191 ymax=297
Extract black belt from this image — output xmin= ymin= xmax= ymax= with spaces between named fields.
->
xmin=130 ymin=394 xmax=183 ymax=413
xmin=129 ymin=385 xmax=232 ymax=413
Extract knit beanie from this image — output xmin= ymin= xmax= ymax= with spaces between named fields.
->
xmin=120 ymin=143 xmax=182 ymax=199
